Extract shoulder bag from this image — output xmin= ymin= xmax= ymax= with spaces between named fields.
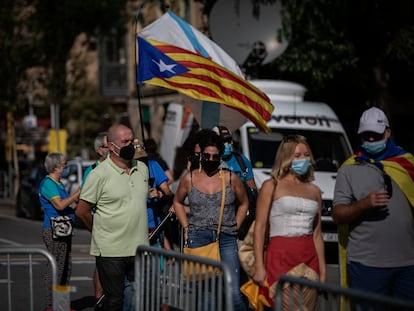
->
xmin=50 ymin=215 xmax=73 ymax=239
xmin=238 ymin=178 xmax=277 ymax=276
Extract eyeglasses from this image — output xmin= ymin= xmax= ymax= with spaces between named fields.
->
xmin=120 ymin=139 xmax=133 ymax=144
xmin=202 ymin=153 xmax=220 ymax=161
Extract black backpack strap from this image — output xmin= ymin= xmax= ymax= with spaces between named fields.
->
xmin=234 ymin=152 xmax=248 ymax=178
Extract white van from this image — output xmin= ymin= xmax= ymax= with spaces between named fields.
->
xmin=238 ymin=80 xmax=353 ymax=244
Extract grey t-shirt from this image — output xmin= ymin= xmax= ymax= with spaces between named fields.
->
xmin=333 ymin=162 xmax=414 ymax=267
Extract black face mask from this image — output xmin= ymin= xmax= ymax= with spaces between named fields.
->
xmin=201 ymin=159 xmax=220 ymax=176
xmin=118 ymin=143 xmax=136 ymax=160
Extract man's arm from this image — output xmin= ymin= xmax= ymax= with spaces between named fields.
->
xmin=75 ymin=199 xmax=94 ymax=231
xmin=332 ymin=190 xmax=389 ymax=224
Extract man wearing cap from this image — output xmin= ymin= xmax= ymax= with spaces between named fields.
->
xmin=333 ymin=107 xmax=414 ymax=307
xmin=212 ymin=125 xmax=257 ymax=190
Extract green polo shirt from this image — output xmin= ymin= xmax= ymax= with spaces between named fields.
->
xmin=80 ymin=157 xmax=149 ymax=257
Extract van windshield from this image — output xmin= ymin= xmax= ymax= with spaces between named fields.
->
xmin=245 ymin=127 xmax=352 ymax=172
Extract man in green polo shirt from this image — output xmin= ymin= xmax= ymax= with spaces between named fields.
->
xmin=77 ymin=124 xmax=149 ymax=311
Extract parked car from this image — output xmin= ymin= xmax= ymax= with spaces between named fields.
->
xmin=16 ymin=158 xmax=94 ymax=221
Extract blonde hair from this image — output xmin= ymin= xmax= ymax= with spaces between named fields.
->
xmin=270 ymin=135 xmax=315 ymax=182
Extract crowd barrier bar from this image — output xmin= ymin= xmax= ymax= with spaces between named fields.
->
xmin=0 ymin=247 xmax=67 ymax=311
xmin=274 ymin=274 xmax=414 ymax=311
xmin=135 ymin=244 xmax=234 ymax=311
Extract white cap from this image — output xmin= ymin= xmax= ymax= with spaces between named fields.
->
xmin=357 ymin=107 xmax=389 ymax=134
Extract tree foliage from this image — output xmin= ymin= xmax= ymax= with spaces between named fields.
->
xmin=30 ymin=0 xmax=128 ymax=124
xmin=0 ymin=0 xmax=41 ymax=116
xmin=0 ymin=0 xmax=130 ymax=158
xmin=199 ymin=0 xmax=414 ymax=102
xmin=0 ymin=0 xmax=128 ymax=117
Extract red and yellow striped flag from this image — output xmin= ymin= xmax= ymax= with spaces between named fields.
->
xmin=137 ymin=37 xmax=274 ymax=133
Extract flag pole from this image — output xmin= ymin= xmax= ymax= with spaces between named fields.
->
xmin=134 ymin=5 xmax=147 ymax=143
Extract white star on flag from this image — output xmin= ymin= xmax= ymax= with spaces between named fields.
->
xmin=152 ymin=59 xmax=177 ymax=74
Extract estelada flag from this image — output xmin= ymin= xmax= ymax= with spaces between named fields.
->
xmin=136 ymin=36 xmax=274 ymax=133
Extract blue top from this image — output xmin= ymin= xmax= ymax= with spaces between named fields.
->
xmin=147 ymin=160 xmax=169 ymax=229
xmin=39 ymin=176 xmax=75 ymax=228
xmin=223 ymin=153 xmax=254 ymax=183
xmin=82 ymin=160 xmax=99 ymax=188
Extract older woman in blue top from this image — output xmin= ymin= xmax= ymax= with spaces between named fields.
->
xmin=39 ymin=153 xmax=80 ymax=311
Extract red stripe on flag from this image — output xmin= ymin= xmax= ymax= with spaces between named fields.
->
xmin=385 ymin=156 xmax=414 ymax=182
xmin=158 ymin=79 xmax=269 ymax=131
xmin=153 ymin=43 xmax=271 ymax=105
xmin=178 ymin=72 xmax=272 ymax=119
xmin=179 ymin=59 xmax=269 ymax=101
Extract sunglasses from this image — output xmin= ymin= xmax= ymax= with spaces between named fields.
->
xmin=202 ymin=153 xmax=220 ymax=161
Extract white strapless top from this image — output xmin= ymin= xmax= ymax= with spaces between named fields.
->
xmin=269 ymin=196 xmax=318 ymax=237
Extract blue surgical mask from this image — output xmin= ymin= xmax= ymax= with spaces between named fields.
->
xmin=223 ymin=144 xmax=233 ymax=158
xmin=291 ymin=158 xmax=311 ymax=175
xmin=361 ymin=139 xmax=387 ymax=155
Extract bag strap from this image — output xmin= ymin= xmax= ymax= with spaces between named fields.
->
xmin=216 ymin=170 xmax=226 ymax=237
xmin=234 ymin=152 xmax=248 ymax=178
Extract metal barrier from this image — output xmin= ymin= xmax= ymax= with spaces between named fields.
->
xmin=0 ymin=247 xmax=70 ymax=311
xmin=135 ymin=245 xmax=234 ymax=311
xmin=274 ymin=274 xmax=414 ymax=311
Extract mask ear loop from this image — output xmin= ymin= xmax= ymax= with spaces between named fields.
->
xmin=198 ymin=153 xmax=202 ymax=173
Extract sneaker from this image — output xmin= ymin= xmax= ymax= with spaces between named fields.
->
xmin=94 ymin=294 xmax=105 ymax=311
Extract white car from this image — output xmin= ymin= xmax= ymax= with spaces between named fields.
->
xmin=61 ymin=158 xmax=94 ymax=195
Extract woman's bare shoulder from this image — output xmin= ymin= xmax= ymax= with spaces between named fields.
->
xmin=261 ymin=178 xmax=277 ymax=190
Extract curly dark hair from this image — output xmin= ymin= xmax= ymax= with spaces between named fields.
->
xmin=198 ymin=129 xmax=224 ymax=155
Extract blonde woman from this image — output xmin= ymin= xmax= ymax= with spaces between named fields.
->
xmin=253 ymin=135 xmax=326 ymax=310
